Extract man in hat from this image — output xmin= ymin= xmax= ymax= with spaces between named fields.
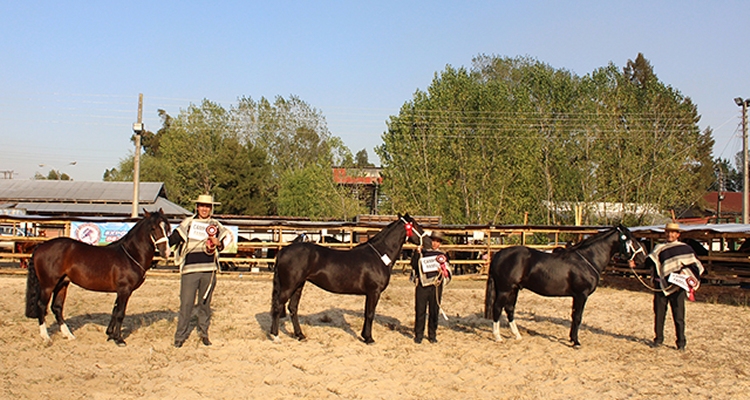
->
xmin=630 ymin=222 xmax=704 ymax=350
xmin=410 ymin=230 xmax=451 ymax=344
xmin=169 ymin=194 xmax=230 ymax=348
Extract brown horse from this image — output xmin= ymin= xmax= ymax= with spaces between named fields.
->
xmin=25 ymin=210 xmax=171 ymax=346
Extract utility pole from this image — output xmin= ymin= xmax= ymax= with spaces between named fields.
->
xmin=736 ymin=97 xmax=750 ymax=224
xmin=131 ymin=93 xmax=144 ymax=218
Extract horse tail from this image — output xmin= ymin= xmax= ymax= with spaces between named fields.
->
xmin=271 ymin=256 xmax=287 ymax=318
xmin=484 ymin=271 xmax=495 ymax=319
xmin=25 ymin=257 xmax=41 ymax=318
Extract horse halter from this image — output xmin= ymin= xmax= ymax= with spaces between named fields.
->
xmin=150 ymin=221 xmax=171 ymax=258
xmin=615 ymin=227 xmax=645 ymax=261
xmin=400 ymin=217 xmax=428 ymax=247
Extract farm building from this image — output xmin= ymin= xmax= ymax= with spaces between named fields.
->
xmin=0 ymin=180 xmax=190 ymax=219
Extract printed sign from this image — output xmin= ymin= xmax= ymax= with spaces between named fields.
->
xmin=71 ymin=222 xmax=134 ymax=246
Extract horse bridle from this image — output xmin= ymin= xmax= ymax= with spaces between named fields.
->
xmin=615 ymin=226 xmax=646 ymax=261
xmin=123 ymin=220 xmax=170 ymax=272
xmin=400 ymin=217 xmax=429 ymax=247
xmin=575 ymin=227 xmax=645 ymax=280
xmin=151 ymin=221 xmax=170 ymax=257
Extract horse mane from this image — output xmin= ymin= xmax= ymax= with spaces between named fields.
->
xmin=353 ymin=218 xmax=402 ymax=249
xmin=566 ymin=226 xmax=618 ymax=251
xmin=107 ymin=213 xmax=159 ymax=247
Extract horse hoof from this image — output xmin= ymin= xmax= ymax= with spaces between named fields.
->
xmin=493 ymin=335 xmax=503 ymax=342
xmin=362 ymin=338 xmax=375 ymax=345
xmin=108 ymin=337 xmax=127 ymax=347
xmin=271 ymin=335 xmax=281 ymax=343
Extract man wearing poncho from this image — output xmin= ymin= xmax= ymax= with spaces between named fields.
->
xmin=642 ymin=223 xmax=704 ymax=350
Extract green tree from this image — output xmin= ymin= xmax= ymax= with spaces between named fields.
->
xmin=378 ymin=54 xmax=716 ymax=225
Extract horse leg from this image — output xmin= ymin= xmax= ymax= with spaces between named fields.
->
xmin=492 ymin=288 xmax=515 ymax=342
xmin=361 ymin=290 xmax=381 ymax=344
xmin=288 ymin=284 xmax=306 ymax=341
xmin=107 ymin=291 xmax=132 ymax=346
xmin=269 ymin=276 xmax=299 ymax=341
xmin=50 ymin=281 xmax=75 ymax=340
xmin=505 ymin=290 xmax=522 ymax=340
xmin=569 ymin=294 xmax=588 ymax=347
xmin=36 ymin=287 xmax=54 ymax=343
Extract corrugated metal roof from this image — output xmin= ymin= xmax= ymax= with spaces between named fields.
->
xmin=631 ymin=223 xmax=750 ymax=234
xmin=14 ymin=197 xmax=189 ymax=217
xmin=0 ymin=180 xmax=164 ymax=203
xmin=0 ymin=180 xmax=190 ymax=217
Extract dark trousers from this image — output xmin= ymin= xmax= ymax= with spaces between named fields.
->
xmin=653 ymin=289 xmax=686 ymax=348
xmin=175 ymin=271 xmax=216 ymax=342
xmin=414 ymin=283 xmax=443 ymax=340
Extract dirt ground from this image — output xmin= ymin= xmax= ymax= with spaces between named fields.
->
xmin=1 ymin=271 xmax=748 ymax=400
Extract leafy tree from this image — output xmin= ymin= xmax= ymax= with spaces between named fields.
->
xmin=355 ymin=149 xmax=374 ymax=168
xmin=35 ymin=170 xmax=71 ymax=180
xmin=378 ymin=54 xmax=716 ymax=225
xmin=105 ymin=94 xmax=362 ymax=219
xmin=713 ymin=156 xmax=742 ymax=192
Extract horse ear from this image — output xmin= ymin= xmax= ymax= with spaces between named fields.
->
xmin=158 ymin=208 xmax=164 ymax=215
xmin=142 ymin=209 xmax=151 ymax=217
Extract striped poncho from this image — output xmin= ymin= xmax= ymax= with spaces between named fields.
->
xmin=648 ymin=241 xmax=705 ymax=296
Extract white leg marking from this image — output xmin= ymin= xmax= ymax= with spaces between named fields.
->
xmin=509 ymin=320 xmax=522 ymax=340
xmin=272 ymin=335 xmax=281 ymax=343
xmin=39 ymin=323 xmax=51 ymax=342
xmin=60 ymin=323 xmax=76 ymax=340
xmin=493 ymin=321 xmax=503 ymax=342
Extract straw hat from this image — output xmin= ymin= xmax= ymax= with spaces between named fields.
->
xmin=665 ymin=222 xmax=682 ymax=232
xmin=192 ymin=194 xmax=221 ymax=205
xmin=430 ymin=230 xmax=445 ymax=242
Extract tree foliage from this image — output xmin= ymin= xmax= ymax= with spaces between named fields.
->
xmin=106 ymin=95 xmax=365 ymax=219
xmin=377 ymin=54 xmax=716 ymax=225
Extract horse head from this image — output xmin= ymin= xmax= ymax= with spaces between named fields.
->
xmin=398 ymin=213 xmax=431 ymax=248
xmin=616 ymin=224 xmax=646 ymax=264
xmin=144 ymin=208 xmax=171 ymax=259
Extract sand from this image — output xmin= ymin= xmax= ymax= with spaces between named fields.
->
xmin=1 ymin=272 xmax=748 ymax=399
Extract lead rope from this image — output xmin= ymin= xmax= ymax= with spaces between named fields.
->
xmin=122 ymin=245 xmax=147 ymax=272
xmin=575 ymin=250 xmax=601 ymax=281
xmin=623 ymin=240 xmax=663 ymax=293
xmin=436 ymin=277 xmax=449 ymax=320
xmin=123 ymin=231 xmax=169 ymax=273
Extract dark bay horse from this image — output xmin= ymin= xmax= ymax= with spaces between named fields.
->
xmin=270 ymin=213 xmax=429 ymax=344
xmin=25 ymin=210 xmax=171 ymax=346
xmin=485 ymin=225 xmax=646 ymax=347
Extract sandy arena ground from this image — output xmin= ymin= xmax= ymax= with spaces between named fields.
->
xmin=1 ymin=271 xmax=748 ymax=399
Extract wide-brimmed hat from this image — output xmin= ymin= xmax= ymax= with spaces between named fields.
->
xmin=192 ymin=194 xmax=221 ymax=205
xmin=430 ymin=230 xmax=445 ymax=242
xmin=665 ymin=222 xmax=682 ymax=232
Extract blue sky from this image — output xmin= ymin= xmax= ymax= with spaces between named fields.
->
xmin=1 ymin=1 xmax=748 ymax=181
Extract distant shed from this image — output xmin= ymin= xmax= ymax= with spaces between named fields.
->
xmin=0 ymin=180 xmax=190 ymax=218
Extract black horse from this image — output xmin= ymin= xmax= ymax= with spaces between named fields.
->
xmin=484 ymin=225 xmax=646 ymax=347
xmin=270 ymin=213 xmax=429 ymax=344
xmin=25 ymin=210 xmax=171 ymax=346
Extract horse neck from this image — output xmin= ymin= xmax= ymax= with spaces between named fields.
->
xmin=577 ymin=229 xmax=619 ymax=268
xmin=367 ymin=221 xmax=406 ymax=260
xmin=116 ymin=218 xmax=155 ymax=257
